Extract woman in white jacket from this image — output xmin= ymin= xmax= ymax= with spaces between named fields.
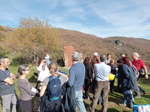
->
xmin=36 ymin=59 xmax=50 ymax=90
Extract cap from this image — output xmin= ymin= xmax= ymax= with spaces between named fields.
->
xmin=94 ymin=52 xmax=98 ymax=56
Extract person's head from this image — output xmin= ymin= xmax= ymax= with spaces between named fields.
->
xmin=100 ymin=54 xmax=106 ymax=62
xmin=121 ymin=53 xmax=126 ymax=58
xmin=44 ymin=49 xmax=48 ymax=54
xmin=93 ymin=52 xmax=98 ymax=58
xmin=122 ymin=57 xmax=130 ymax=67
xmin=109 ymin=59 xmax=114 ymax=65
xmin=132 ymin=52 xmax=140 ymax=60
xmin=83 ymin=57 xmax=91 ymax=66
xmin=48 ymin=62 xmax=58 ymax=76
xmin=0 ymin=57 xmax=10 ymax=69
xmin=72 ymin=51 xmax=80 ymax=62
xmin=18 ymin=65 xmax=30 ymax=76
xmin=107 ymin=54 xmax=111 ymax=59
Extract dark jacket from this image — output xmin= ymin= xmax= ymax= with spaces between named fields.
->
xmin=61 ymin=82 xmax=76 ymax=112
xmin=85 ymin=65 xmax=93 ymax=82
xmin=122 ymin=64 xmax=136 ymax=90
xmin=110 ymin=64 xmax=116 ymax=75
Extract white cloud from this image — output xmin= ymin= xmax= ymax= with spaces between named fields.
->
xmin=0 ymin=0 xmax=149 ymax=38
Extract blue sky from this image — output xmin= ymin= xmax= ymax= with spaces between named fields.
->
xmin=0 ymin=0 xmax=150 ymax=39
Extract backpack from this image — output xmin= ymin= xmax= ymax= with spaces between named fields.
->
xmin=131 ymin=64 xmax=139 ymax=79
xmin=138 ymin=60 xmax=145 ymax=78
xmin=47 ymin=75 xmax=61 ymax=101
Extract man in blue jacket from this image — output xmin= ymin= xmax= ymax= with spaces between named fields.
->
xmin=68 ymin=51 xmax=86 ymax=112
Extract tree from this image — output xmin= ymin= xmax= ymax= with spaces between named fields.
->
xmin=2 ymin=17 xmax=63 ymax=64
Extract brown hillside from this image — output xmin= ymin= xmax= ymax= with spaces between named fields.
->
xmin=0 ymin=26 xmax=150 ymax=69
xmin=57 ymin=28 xmax=150 ymax=69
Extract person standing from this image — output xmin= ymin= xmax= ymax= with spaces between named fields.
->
xmin=119 ymin=57 xmax=136 ymax=108
xmin=132 ymin=52 xmax=148 ymax=98
xmin=83 ymin=57 xmax=93 ymax=100
xmin=0 ymin=57 xmax=17 ymax=112
xmin=68 ymin=51 xmax=86 ymax=112
xmin=106 ymin=54 xmax=111 ymax=65
xmin=89 ymin=54 xmax=111 ymax=112
xmin=36 ymin=59 xmax=50 ymax=90
xmin=44 ymin=50 xmax=51 ymax=66
xmin=17 ymin=65 xmax=39 ymax=112
xmin=40 ymin=62 xmax=68 ymax=112
xmin=117 ymin=53 xmax=125 ymax=92
xmin=109 ymin=59 xmax=116 ymax=93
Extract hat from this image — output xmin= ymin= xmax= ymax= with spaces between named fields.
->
xmin=45 ymin=54 xmax=50 ymax=59
xmin=94 ymin=52 xmax=98 ymax=56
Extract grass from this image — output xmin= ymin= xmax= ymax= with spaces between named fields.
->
xmin=0 ymin=63 xmax=150 ymax=112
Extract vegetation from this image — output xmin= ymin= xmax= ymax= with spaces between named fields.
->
xmin=0 ymin=25 xmax=7 ymax=31
xmin=1 ymin=17 xmax=63 ymax=64
xmin=0 ymin=62 xmax=150 ymax=112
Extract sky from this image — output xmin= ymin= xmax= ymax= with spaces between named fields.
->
xmin=0 ymin=0 xmax=150 ymax=39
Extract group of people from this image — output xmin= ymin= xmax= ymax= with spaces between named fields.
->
xmin=0 ymin=51 xmax=148 ymax=112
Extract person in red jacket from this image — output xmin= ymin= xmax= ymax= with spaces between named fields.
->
xmin=132 ymin=52 xmax=148 ymax=79
xmin=132 ymin=52 xmax=148 ymax=98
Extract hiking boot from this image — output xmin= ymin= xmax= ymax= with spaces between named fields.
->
xmin=135 ymin=95 xmax=141 ymax=98
xmin=119 ymin=103 xmax=127 ymax=106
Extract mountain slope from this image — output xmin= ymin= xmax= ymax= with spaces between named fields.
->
xmin=0 ymin=26 xmax=150 ymax=68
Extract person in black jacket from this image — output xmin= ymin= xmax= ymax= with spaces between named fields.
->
xmin=109 ymin=59 xmax=116 ymax=93
xmin=119 ymin=57 xmax=136 ymax=108
xmin=83 ymin=57 xmax=93 ymax=100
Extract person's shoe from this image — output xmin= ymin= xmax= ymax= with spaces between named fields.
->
xmin=143 ymin=90 xmax=145 ymax=95
xmin=119 ymin=103 xmax=126 ymax=106
xmin=135 ymin=95 xmax=141 ymax=98
xmin=129 ymin=104 xmax=133 ymax=109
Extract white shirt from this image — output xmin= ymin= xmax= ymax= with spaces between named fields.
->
xmin=37 ymin=63 xmax=50 ymax=82
xmin=94 ymin=62 xmax=111 ymax=81
xmin=106 ymin=58 xmax=111 ymax=65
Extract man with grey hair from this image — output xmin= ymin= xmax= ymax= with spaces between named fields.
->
xmin=68 ymin=51 xmax=86 ymax=112
xmin=89 ymin=54 xmax=111 ymax=112
xmin=132 ymin=52 xmax=148 ymax=98
xmin=132 ymin=52 xmax=148 ymax=79
xmin=0 ymin=57 xmax=17 ymax=112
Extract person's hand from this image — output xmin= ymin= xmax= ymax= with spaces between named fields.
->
xmin=91 ymin=79 xmax=93 ymax=83
xmin=10 ymin=73 xmax=16 ymax=79
xmin=41 ymin=59 xmax=46 ymax=63
xmin=145 ymin=74 xmax=149 ymax=79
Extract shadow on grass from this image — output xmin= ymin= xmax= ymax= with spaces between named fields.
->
xmin=142 ymin=95 xmax=150 ymax=99
xmin=107 ymin=108 xmax=121 ymax=112
xmin=108 ymin=96 xmax=122 ymax=104
xmin=83 ymin=100 xmax=100 ymax=112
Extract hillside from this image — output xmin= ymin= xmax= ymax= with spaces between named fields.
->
xmin=57 ymin=28 xmax=150 ymax=68
xmin=0 ymin=25 xmax=150 ymax=69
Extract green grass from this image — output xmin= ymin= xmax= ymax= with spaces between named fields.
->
xmin=1 ymin=63 xmax=150 ymax=112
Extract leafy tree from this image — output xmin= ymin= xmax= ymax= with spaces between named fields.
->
xmin=2 ymin=17 xmax=63 ymax=64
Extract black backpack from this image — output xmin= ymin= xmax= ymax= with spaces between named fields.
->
xmin=138 ymin=60 xmax=145 ymax=78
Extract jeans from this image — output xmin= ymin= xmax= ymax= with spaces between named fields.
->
xmin=75 ymin=90 xmax=86 ymax=112
xmin=123 ymin=89 xmax=133 ymax=105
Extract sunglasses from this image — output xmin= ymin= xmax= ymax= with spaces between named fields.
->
xmin=26 ymin=69 xmax=30 ymax=71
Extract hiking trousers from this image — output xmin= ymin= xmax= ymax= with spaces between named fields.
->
xmin=1 ymin=93 xmax=17 ymax=112
xmin=90 ymin=81 xmax=109 ymax=112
